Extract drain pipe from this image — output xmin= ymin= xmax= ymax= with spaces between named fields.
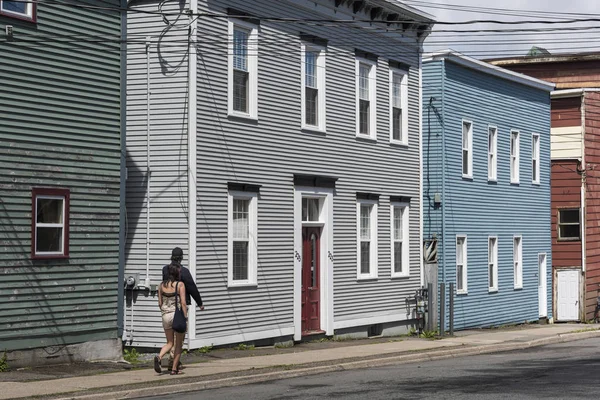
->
xmin=440 ymin=59 xmax=447 ymax=285
xmin=187 ymin=0 xmax=198 ymax=343
xmin=581 ymin=91 xmax=586 ymax=275
xmin=144 ymin=37 xmax=152 ymax=290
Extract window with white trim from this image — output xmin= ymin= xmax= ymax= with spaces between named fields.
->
xmin=357 ymin=200 xmax=378 ymax=279
xmin=390 ymin=68 xmax=408 ymax=144
xmin=391 ymin=203 xmax=409 ymax=277
xmin=513 ymin=236 xmax=523 ymax=289
xmin=456 ymin=235 xmax=467 ymax=293
xmin=488 ymin=236 xmax=498 ymax=292
xmin=228 ymin=191 xmax=258 ymax=286
xmin=32 ymin=188 xmax=70 ymax=259
xmin=301 ymin=43 xmax=326 ymax=131
xmin=510 ymin=130 xmax=520 ymax=183
xmin=488 ymin=126 xmax=497 ymax=181
xmin=228 ymin=19 xmax=258 ymax=119
xmin=558 ymin=208 xmax=580 ymax=241
xmin=1 ymin=1 xmax=35 ymax=21
xmin=462 ymin=120 xmax=473 ymax=178
xmin=532 ymin=133 xmax=540 ymax=184
xmin=356 ymin=59 xmax=377 ymax=138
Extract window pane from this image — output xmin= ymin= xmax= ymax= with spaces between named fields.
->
xmin=305 ymin=51 xmax=317 ymax=88
xmin=311 ymin=233 xmax=317 ymax=287
xmin=560 ymin=225 xmax=580 ymax=239
xmin=37 ymin=198 xmax=63 ymax=224
xmin=489 ymin=263 xmax=494 ymax=287
xmin=360 ymin=205 xmax=371 ymax=239
xmin=462 ymin=123 xmax=469 ymax=148
xmin=233 ymin=199 xmax=249 ymax=239
xmin=560 ymin=209 xmax=579 ymax=224
xmin=393 ymin=207 xmax=402 ymax=240
xmin=456 ymin=238 xmax=464 ymax=264
xmin=533 ymin=160 xmax=538 ymax=181
xmin=233 ymin=29 xmax=248 ymax=71
xmin=392 ymin=73 xmax=402 ymax=108
xmin=359 ymin=64 xmax=370 ymax=100
xmin=305 ymin=87 xmax=318 ymax=126
xmin=36 ymin=227 xmax=63 ymax=252
xmin=233 ymin=241 xmax=248 ymax=280
xmin=360 ymin=242 xmax=370 ymax=274
xmin=462 ymin=150 xmax=469 ymax=175
xmin=359 ymin=99 xmax=370 ymax=134
xmin=457 ymin=264 xmax=463 ymax=291
xmin=394 ymin=242 xmax=403 ymax=273
xmin=392 ymin=108 xmax=402 ymax=141
xmin=233 ymin=70 xmax=249 ymax=113
xmin=3 ymin=1 xmax=27 ymax=13
xmin=302 ymin=198 xmax=319 ymax=222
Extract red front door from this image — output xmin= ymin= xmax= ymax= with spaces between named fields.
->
xmin=302 ymin=227 xmax=322 ymax=335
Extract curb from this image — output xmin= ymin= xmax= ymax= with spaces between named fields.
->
xmin=48 ymin=329 xmax=600 ymax=400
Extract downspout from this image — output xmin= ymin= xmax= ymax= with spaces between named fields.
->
xmin=581 ymin=92 xmax=586 ymax=321
xmin=440 ymin=59 xmax=447 ymax=285
xmin=581 ymin=92 xmax=586 ymax=275
xmin=187 ymin=0 xmax=198 ymax=342
xmin=145 ymin=36 xmax=152 ymax=289
xmin=118 ymin=0 xmax=127 ymax=339
xmin=418 ymin=42 xmax=424 ymax=288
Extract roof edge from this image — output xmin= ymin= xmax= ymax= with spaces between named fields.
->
xmin=423 ymin=49 xmax=555 ymax=92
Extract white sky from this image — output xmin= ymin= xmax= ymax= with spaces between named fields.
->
xmin=404 ymin=0 xmax=600 ymax=59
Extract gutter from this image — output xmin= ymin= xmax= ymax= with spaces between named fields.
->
xmin=187 ymin=0 xmax=198 ymax=342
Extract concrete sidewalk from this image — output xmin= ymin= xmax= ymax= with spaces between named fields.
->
xmin=3 ymin=324 xmax=600 ymax=400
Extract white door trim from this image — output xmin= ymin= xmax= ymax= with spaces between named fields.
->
xmin=538 ymin=253 xmax=547 ymax=318
xmin=294 ymin=186 xmax=334 ymax=340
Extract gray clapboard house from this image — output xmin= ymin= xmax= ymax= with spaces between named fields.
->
xmin=0 ymin=1 xmax=125 ymax=366
xmin=125 ymin=0 xmax=434 ymax=349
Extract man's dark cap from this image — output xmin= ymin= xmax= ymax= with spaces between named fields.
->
xmin=171 ymin=247 xmax=184 ymax=258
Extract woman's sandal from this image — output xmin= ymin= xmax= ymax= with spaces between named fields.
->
xmin=170 ymin=369 xmax=180 ymax=375
xmin=153 ymin=356 xmax=161 ymax=373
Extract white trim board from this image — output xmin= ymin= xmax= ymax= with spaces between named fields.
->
xmin=334 ymin=312 xmax=412 ymax=330
xmin=189 ymin=327 xmax=295 ymax=349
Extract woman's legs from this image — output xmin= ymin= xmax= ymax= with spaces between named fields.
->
xmin=158 ymin=328 xmax=174 ymax=360
xmin=171 ymin=331 xmax=185 ymax=372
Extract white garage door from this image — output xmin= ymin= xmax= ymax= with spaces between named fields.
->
xmin=557 ymin=269 xmax=580 ymax=321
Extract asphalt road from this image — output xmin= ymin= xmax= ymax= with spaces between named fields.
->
xmin=144 ymin=337 xmax=600 ymax=399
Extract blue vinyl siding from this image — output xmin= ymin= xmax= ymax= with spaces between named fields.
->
xmin=423 ymin=59 xmax=552 ymax=330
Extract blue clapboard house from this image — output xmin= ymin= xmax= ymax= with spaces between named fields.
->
xmin=422 ymin=50 xmax=555 ymax=330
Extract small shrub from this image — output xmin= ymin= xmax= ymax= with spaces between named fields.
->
xmin=233 ymin=343 xmax=255 ymax=351
xmin=195 ymin=345 xmax=213 ymax=354
xmin=420 ymin=330 xmax=437 ymax=339
xmin=0 ymin=351 xmax=8 ymax=373
xmin=123 ymin=348 xmax=140 ymax=364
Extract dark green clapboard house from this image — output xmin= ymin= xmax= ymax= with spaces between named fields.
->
xmin=0 ymin=0 xmax=125 ymax=366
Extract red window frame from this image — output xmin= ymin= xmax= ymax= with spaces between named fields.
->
xmin=31 ymin=188 xmax=70 ymax=259
xmin=0 ymin=0 xmax=37 ymax=23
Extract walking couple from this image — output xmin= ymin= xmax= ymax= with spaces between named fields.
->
xmin=154 ymin=247 xmax=204 ymax=375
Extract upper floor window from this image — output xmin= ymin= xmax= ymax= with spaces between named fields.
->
xmin=462 ymin=120 xmax=473 ymax=178
xmin=356 ymin=58 xmax=377 ymax=139
xmin=228 ymin=19 xmax=258 ymax=119
xmin=532 ymin=133 xmax=540 ymax=184
xmin=510 ymin=130 xmax=520 ymax=184
xmin=301 ymin=43 xmax=326 ymax=132
xmin=228 ymin=191 xmax=258 ymax=287
xmin=357 ymin=199 xmax=378 ymax=279
xmin=488 ymin=126 xmax=497 ymax=181
xmin=1 ymin=1 xmax=36 ymax=21
xmin=390 ymin=68 xmax=408 ymax=145
xmin=558 ymin=208 xmax=580 ymax=241
xmin=391 ymin=202 xmax=409 ymax=277
xmin=32 ymin=188 xmax=70 ymax=259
